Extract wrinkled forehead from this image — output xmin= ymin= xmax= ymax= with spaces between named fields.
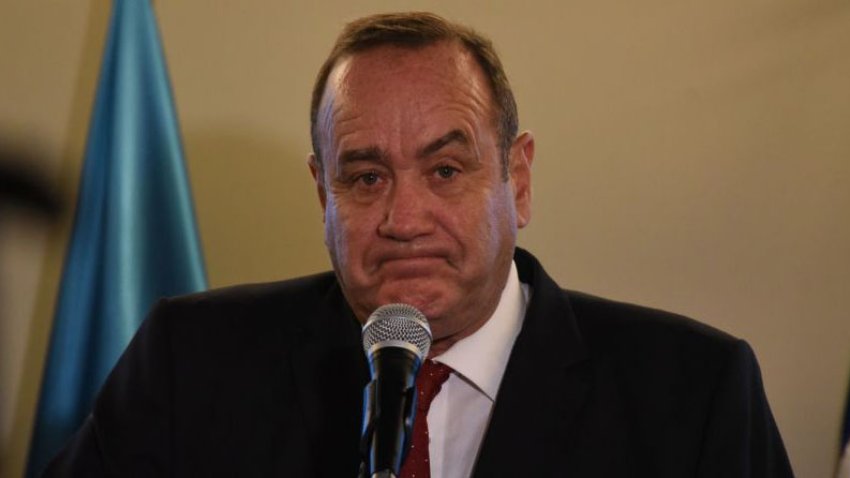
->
xmin=315 ymin=42 xmax=494 ymax=148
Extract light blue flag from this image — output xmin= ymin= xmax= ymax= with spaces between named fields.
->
xmin=27 ymin=0 xmax=207 ymax=475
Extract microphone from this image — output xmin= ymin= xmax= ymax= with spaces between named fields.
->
xmin=359 ymin=304 xmax=432 ymax=478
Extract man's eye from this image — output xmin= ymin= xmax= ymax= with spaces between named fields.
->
xmin=357 ymin=172 xmax=379 ymax=185
xmin=436 ymin=166 xmax=458 ymax=179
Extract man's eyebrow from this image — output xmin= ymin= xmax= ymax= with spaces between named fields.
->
xmin=338 ymin=146 xmax=385 ymax=165
xmin=417 ymin=130 xmax=471 ymax=158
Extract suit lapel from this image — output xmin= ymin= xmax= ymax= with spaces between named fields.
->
xmin=473 ymin=249 xmax=592 ymax=476
xmin=289 ymin=280 xmax=368 ymax=477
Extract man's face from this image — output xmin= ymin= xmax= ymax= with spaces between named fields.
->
xmin=311 ymin=41 xmax=533 ymax=354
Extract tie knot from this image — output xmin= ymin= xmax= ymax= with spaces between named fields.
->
xmin=416 ymin=359 xmax=452 ymax=412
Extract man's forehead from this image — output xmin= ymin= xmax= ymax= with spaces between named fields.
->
xmin=316 ymin=42 xmax=493 ymax=147
xmin=338 ymin=41 xmax=470 ymax=74
xmin=321 ymin=41 xmax=483 ymax=110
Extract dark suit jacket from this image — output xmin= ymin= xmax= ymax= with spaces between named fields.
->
xmin=45 ymin=248 xmax=793 ymax=477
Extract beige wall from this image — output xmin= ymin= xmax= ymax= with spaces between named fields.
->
xmin=2 ymin=1 xmax=848 ymax=477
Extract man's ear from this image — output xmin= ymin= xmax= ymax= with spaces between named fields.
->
xmin=308 ymin=153 xmax=327 ymax=215
xmin=509 ymin=131 xmax=534 ymax=229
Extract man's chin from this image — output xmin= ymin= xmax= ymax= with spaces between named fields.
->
xmin=373 ymin=285 xmax=452 ymax=321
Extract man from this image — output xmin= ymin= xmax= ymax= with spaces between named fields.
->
xmin=44 ymin=12 xmax=793 ymax=477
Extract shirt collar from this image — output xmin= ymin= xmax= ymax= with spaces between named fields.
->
xmin=435 ymin=260 xmax=528 ymax=401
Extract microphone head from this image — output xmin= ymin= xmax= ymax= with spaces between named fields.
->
xmin=362 ymin=303 xmax=432 ymax=360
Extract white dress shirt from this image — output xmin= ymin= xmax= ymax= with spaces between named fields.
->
xmin=428 ymin=261 xmax=530 ymax=478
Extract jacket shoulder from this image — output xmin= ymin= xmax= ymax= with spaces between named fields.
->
xmin=565 ymin=289 xmax=741 ymax=356
xmin=162 ymin=271 xmax=339 ymax=309
xmin=141 ymin=271 xmax=347 ymax=346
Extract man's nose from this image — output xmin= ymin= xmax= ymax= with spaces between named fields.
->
xmin=377 ymin=177 xmax=435 ymax=241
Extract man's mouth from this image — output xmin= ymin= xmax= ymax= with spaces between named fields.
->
xmin=375 ymin=249 xmax=452 ymax=277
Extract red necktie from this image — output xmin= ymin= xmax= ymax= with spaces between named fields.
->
xmin=399 ymin=359 xmax=453 ymax=478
